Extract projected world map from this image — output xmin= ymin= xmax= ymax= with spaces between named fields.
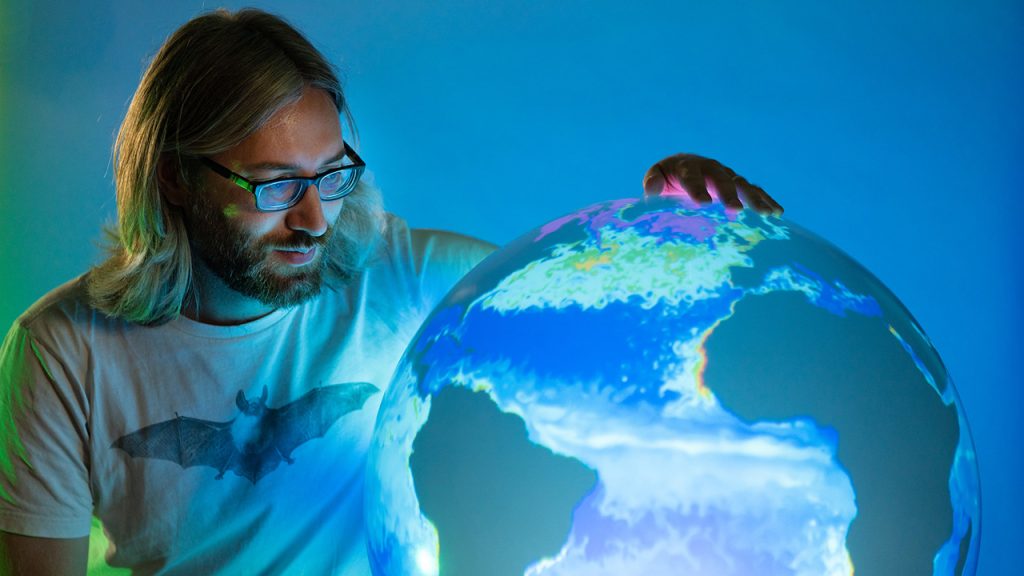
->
xmin=365 ymin=197 xmax=980 ymax=576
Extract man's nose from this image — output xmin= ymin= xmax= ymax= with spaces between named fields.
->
xmin=284 ymin=184 xmax=329 ymax=237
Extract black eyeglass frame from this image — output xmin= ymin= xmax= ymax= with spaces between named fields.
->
xmin=199 ymin=142 xmax=366 ymax=212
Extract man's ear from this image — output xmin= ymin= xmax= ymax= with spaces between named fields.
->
xmin=157 ymin=153 xmax=188 ymax=208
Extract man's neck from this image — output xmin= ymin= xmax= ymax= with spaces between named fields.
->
xmin=183 ymin=263 xmax=277 ymax=326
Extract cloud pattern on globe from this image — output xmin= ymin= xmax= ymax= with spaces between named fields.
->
xmin=365 ymin=197 xmax=980 ymax=576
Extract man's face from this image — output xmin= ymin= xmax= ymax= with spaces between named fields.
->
xmin=184 ymin=88 xmax=348 ymax=308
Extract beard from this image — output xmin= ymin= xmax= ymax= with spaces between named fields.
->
xmin=184 ymin=191 xmax=336 ymax=309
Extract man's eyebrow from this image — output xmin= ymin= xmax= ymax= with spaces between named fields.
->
xmin=242 ymin=148 xmax=348 ymax=173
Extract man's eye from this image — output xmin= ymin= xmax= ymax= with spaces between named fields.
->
xmin=260 ymin=180 xmax=300 ymax=202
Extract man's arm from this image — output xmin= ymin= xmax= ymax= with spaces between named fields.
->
xmin=0 ymin=532 xmax=88 ymax=576
xmin=0 ymin=323 xmax=93 ymax=575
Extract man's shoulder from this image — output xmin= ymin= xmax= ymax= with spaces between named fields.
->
xmin=19 ymin=276 xmax=91 ymax=327
xmin=15 ymin=275 xmax=111 ymax=347
xmin=357 ymin=214 xmax=497 ymax=311
xmin=378 ymin=212 xmax=497 ymax=268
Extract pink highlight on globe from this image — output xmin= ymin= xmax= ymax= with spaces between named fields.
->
xmin=536 ymin=197 xmax=722 ymax=244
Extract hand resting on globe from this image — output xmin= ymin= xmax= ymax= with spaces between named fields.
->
xmin=643 ymin=153 xmax=784 ymax=216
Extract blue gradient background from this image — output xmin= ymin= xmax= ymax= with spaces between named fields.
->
xmin=0 ymin=1 xmax=1020 ymax=573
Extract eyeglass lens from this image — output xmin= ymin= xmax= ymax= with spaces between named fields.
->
xmin=256 ymin=169 xmax=358 ymax=210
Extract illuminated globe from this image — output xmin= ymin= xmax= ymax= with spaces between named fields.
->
xmin=365 ymin=197 xmax=980 ymax=576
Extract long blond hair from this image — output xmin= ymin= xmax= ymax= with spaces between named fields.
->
xmin=87 ymin=9 xmax=384 ymax=325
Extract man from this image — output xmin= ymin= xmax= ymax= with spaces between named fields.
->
xmin=0 ymin=8 xmax=779 ymax=575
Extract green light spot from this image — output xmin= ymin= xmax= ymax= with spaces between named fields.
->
xmin=223 ymin=204 xmax=240 ymax=219
xmin=88 ymin=517 xmax=131 ymax=575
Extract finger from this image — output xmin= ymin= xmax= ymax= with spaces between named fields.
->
xmin=762 ymin=187 xmax=785 ymax=215
xmin=672 ymin=158 xmax=713 ymax=204
xmin=708 ymin=171 xmax=743 ymax=211
xmin=735 ymin=179 xmax=772 ymax=213
xmin=747 ymin=181 xmax=785 ymax=216
xmin=642 ymin=165 xmax=668 ymax=197
xmin=737 ymin=179 xmax=783 ymax=216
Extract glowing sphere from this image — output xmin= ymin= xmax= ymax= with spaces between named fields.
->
xmin=365 ymin=197 xmax=980 ymax=576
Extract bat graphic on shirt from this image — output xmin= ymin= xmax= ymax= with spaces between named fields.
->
xmin=112 ymin=382 xmax=380 ymax=484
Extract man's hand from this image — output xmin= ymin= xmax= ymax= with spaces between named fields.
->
xmin=642 ymin=153 xmax=783 ymax=216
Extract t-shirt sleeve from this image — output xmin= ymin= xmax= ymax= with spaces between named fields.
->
xmin=0 ymin=321 xmax=92 ymax=538
xmin=409 ymin=228 xmax=497 ymax=309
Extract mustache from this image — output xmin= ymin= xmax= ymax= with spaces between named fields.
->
xmin=261 ymin=226 xmax=334 ymax=252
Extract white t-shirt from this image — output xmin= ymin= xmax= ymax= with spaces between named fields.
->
xmin=0 ymin=216 xmax=494 ymax=575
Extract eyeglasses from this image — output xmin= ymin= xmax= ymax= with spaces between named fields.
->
xmin=199 ymin=142 xmax=366 ymax=212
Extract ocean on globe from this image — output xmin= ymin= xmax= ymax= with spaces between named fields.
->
xmin=365 ymin=197 xmax=980 ymax=576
